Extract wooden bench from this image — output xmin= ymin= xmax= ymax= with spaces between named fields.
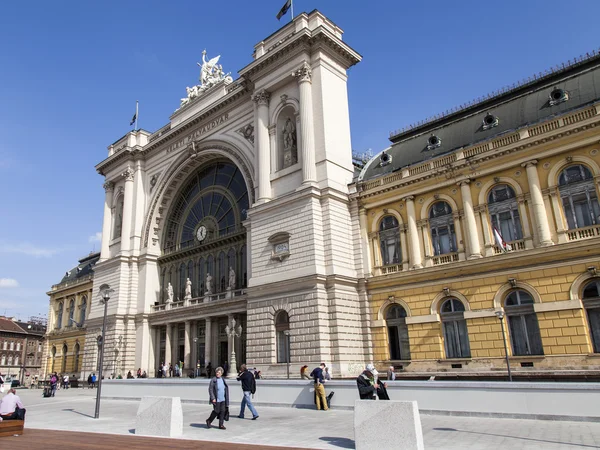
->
xmin=0 ymin=419 xmax=24 ymax=437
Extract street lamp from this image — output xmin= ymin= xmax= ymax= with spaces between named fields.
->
xmin=283 ymin=330 xmax=291 ymax=380
xmin=95 ymin=283 xmax=113 ymax=419
xmin=193 ymin=337 xmax=199 ymax=377
xmin=495 ymin=309 xmax=512 ymax=382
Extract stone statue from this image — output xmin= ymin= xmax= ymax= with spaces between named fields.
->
xmin=178 ymin=50 xmax=234 ymax=109
xmin=228 ymin=267 xmax=236 ymax=290
xmin=184 ymin=278 xmax=192 ymax=300
xmin=282 ymin=117 xmax=297 ymax=168
xmin=166 ymin=282 xmax=174 ymax=303
xmin=205 ymin=273 xmax=213 ymax=295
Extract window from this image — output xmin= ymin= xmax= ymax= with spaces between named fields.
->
xmin=379 ymin=216 xmax=401 ymax=266
xmin=178 ymin=262 xmax=186 ymax=300
xmin=505 ymin=290 xmax=543 ymax=356
xmin=69 ymin=298 xmax=75 ymax=326
xmin=488 ymin=185 xmax=523 ymax=242
xmin=2 ymin=341 xmax=5 ymax=350
xmin=386 ymin=305 xmax=411 ymax=360
xmin=80 ymin=296 xmax=87 ymax=326
xmin=275 ymin=310 xmax=290 ymax=363
xmin=9 ymin=341 xmax=14 ymax=351
xmin=74 ymin=343 xmax=80 ymax=372
xmin=14 ymin=356 xmax=18 ymax=366
xmin=113 ymin=194 xmax=124 ymax=239
xmin=62 ymin=344 xmax=68 ymax=373
xmin=16 ymin=342 xmax=20 ymax=351
xmin=7 ymin=356 xmax=13 ymax=366
xmin=558 ymin=165 xmax=600 ymax=230
xmin=0 ymin=355 xmax=4 ymax=365
xmin=57 ymin=302 xmax=64 ymax=329
xmin=218 ymin=252 xmax=226 ymax=292
xmin=440 ymin=298 xmax=471 ymax=358
xmin=429 ymin=202 xmax=457 ymax=255
xmin=583 ymin=279 xmax=600 ymax=353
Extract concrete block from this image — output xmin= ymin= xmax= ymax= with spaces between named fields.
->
xmin=135 ymin=396 xmax=183 ymax=437
xmin=354 ymin=400 xmax=424 ymax=450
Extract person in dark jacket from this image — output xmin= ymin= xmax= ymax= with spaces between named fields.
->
xmin=310 ymin=363 xmax=329 ymax=410
xmin=206 ymin=367 xmax=229 ymax=429
xmin=236 ymin=364 xmax=258 ymax=419
xmin=356 ymin=364 xmax=379 ymax=400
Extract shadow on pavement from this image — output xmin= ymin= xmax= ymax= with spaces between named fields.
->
xmin=319 ymin=436 xmax=355 ymax=449
xmin=61 ymin=408 xmax=94 ymax=419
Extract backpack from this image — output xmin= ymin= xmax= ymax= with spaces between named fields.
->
xmin=251 ymin=375 xmax=256 ymax=395
xmin=51 ymin=376 xmax=57 ymax=384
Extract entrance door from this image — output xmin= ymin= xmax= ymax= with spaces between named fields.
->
xmin=218 ymin=341 xmax=228 ymax=369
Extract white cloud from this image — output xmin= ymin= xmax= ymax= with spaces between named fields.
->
xmin=0 ymin=242 xmax=59 ymax=258
xmin=0 ymin=278 xmax=19 ymax=288
xmin=88 ymin=232 xmax=102 ymax=243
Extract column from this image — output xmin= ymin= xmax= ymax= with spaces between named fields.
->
xmin=458 ymin=180 xmax=482 ymax=258
xmin=292 ymin=63 xmax=317 ymax=184
xmin=184 ymin=320 xmax=191 ymax=372
xmin=100 ymin=181 xmax=114 ymax=260
xmin=227 ymin=314 xmax=234 ymax=368
xmin=522 ymin=160 xmax=553 ymax=246
xmin=517 ymin=196 xmax=534 ymax=249
xmin=165 ymin=323 xmax=172 ymax=368
xmin=548 ymin=188 xmax=568 ymax=243
xmin=418 ymin=219 xmax=432 ymax=267
xmin=120 ymin=166 xmax=135 ymax=252
xmin=404 ymin=196 xmax=422 ymax=269
xmin=205 ymin=317 xmax=212 ymax=367
xmin=477 ymin=205 xmax=495 ymax=256
xmin=148 ymin=325 xmax=156 ymax=376
xmin=132 ymin=157 xmax=145 ymax=250
xmin=253 ymin=90 xmax=271 ymax=202
xmin=358 ymin=208 xmax=372 ymax=276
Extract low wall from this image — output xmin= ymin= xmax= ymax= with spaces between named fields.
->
xmin=101 ymin=378 xmax=600 ymax=421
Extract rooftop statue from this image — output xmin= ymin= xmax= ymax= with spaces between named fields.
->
xmin=179 ymin=49 xmax=233 ymax=109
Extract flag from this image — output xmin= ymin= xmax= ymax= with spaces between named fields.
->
xmin=129 ymin=112 xmax=137 ymax=126
xmin=493 ymin=226 xmax=512 ymax=252
xmin=276 ymin=0 xmax=291 ymax=20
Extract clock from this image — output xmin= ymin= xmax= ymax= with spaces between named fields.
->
xmin=196 ymin=225 xmax=207 ymax=242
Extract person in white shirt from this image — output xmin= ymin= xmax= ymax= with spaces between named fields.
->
xmin=387 ymin=366 xmax=396 ymax=381
xmin=0 ymin=388 xmax=26 ymax=421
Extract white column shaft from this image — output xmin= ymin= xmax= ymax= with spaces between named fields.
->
xmin=524 ymin=161 xmax=553 ymax=246
xmin=358 ymin=208 xmax=372 ymax=276
xmin=100 ymin=183 xmax=114 ymax=260
xmin=255 ymin=91 xmax=271 ymax=202
xmin=165 ymin=324 xmax=172 ymax=367
xmin=205 ymin=318 xmax=212 ymax=367
xmin=459 ymin=181 xmax=482 ymax=258
xmin=184 ymin=320 xmax=191 ymax=372
xmin=121 ymin=167 xmax=135 ymax=252
xmin=405 ymin=197 xmax=422 ymax=268
xmin=298 ymin=79 xmax=317 ymax=184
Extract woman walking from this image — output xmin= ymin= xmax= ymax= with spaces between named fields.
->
xmin=206 ymin=366 xmax=229 ymax=430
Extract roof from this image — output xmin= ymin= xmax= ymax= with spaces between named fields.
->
xmin=0 ymin=317 xmax=29 ymax=334
xmin=55 ymin=252 xmax=101 ymax=286
xmin=359 ymin=52 xmax=600 ymax=181
xmin=14 ymin=321 xmax=46 ymax=336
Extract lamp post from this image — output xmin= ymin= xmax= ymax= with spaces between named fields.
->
xmin=495 ymin=310 xmax=512 ymax=382
xmin=193 ymin=337 xmax=198 ymax=378
xmin=283 ymin=330 xmax=291 ymax=379
xmin=225 ymin=317 xmax=242 ymax=378
xmin=95 ymin=284 xmax=113 ymax=419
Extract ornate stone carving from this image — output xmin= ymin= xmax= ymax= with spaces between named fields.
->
xmin=103 ymin=181 xmax=114 ymax=192
xmin=150 ymin=173 xmax=159 ymax=191
xmin=184 ymin=278 xmax=192 ymax=300
xmin=166 ymin=282 xmax=174 ymax=303
xmin=228 ymin=267 xmax=236 ymax=290
xmin=178 ymin=50 xmax=233 ymax=109
xmin=205 ymin=273 xmax=213 ymax=295
xmin=282 ymin=117 xmax=298 ymax=168
xmin=252 ymin=90 xmax=270 ymax=105
xmin=236 ymin=124 xmax=255 ymax=144
xmin=292 ymin=62 xmax=312 ymax=83
xmin=521 ymin=159 xmax=538 ymax=168
xmin=122 ymin=166 xmax=135 ymax=182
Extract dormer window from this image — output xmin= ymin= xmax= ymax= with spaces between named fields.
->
xmin=482 ymin=113 xmax=499 ymax=130
xmin=427 ymin=135 xmax=442 ymax=150
xmin=379 ymin=151 xmax=392 ymax=167
xmin=549 ymin=88 xmax=568 ymax=106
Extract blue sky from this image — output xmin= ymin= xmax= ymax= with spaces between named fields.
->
xmin=1 ymin=0 xmax=599 ymax=321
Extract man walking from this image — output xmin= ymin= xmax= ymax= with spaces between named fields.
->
xmin=310 ymin=363 xmax=328 ymax=411
xmin=356 ymin=364 xmax=379 ymax=400
xmin=237 ymin=364 xmax=258 ymax=420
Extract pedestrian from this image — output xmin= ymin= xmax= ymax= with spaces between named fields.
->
xmin=300 ymin=365 xmax=310 ymax=380
xmin=310 ymin=363 xmax=328 ymax=411
xmin=236 ymin=364 xmax=258 ymax=420
xmin=356 ymin=364 xmax=379 ymax=400
xmin=254 ymin=370 xmax=262 ymax=379
xmin=0 ymin=388 xmax=26 ymax=421
xmin=324 ymin=367 xmax=332 ymax=381
xmin=63 ymin=373 xmax=70 ymax=389
xmin=87 ymin=373 xmax=93 ymax=388
xmin=91 ymin=373 xmax=97 ymax=388
xmin=137 ymin=368 xmax=142 ymax=378
xmin=50 ymin=372 xmax=58 ymax=397
xmin=162 ymin=362 xmax=168 ymax=378
xmin=387 ymin=365 xmax=396 ymax=381
xmin=169 ymin=363 xmax=173 ymax=377
xmin=206 ymin=367 xmax=229 ymax=430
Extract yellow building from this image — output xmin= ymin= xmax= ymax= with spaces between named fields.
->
xmin=354 ymin=55 xmax=600 ymax=379
xmin=44 ymin=252 xmax=99 ymax=380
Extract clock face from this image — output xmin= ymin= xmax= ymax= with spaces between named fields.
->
xmin=196 ymin=225 xmax=207 ymax=242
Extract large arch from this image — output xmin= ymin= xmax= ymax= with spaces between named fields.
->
xmin=477 ymin=177 xmax=524 ymax=205
xmin=547 ymin=155 xmax=600 ymax=187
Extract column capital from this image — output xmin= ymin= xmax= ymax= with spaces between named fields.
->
xmin=103 ymin=181 xmax=115 ymax=192
xmin=521 ymin=159 xmax=539 ymax=168
xmin=403 ymin=195 xmax=415 ymax=202
xmin=359 ymin=207 xmax=368 ymax=216
xmin=291 ymin=62 xmax=312 ymax=83
xmin=122 ymin=166 xmax=135 ymax=182
xmin=457 ymin=179 xmax=471 ymax=187
xmin=268 ymin=124 xmax=277 ymax=136
xmin=252 ymin=90 xmax=271 ymax=106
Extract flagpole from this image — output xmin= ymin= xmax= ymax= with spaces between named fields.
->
xmin=135 ymin=100 xmax=139 ymax=131
xmin=291 ymin=0 xmax=294 ymax=19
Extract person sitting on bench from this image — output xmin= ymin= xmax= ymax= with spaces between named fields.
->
xmin=0 ymin=388 xmax=26 ymax=421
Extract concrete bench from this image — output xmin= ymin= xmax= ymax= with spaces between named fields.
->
xmin=0 ymin=420 xmax=25 ymax=437
xmin=135 ymin=396 xmax=183 ymax=437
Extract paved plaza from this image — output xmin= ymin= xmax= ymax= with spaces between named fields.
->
xmin=6 ymin=387 xmax=599 ymax=449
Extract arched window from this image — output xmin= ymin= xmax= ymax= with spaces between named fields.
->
xmin=386 ymin=305 xmax=410 ymax=360
xmin=56 ymin=302 xmax=64 ymax=329
xmin=179 ymin=262 xmax=186 ymax=300
xmin=61 ymin=344 xmax=68 ymax=373
xmin=68 ymin=298 xmax=75 ymax=326
xmin=429 ymin=202 xmax=457 ymax=256
xmin=197 ymin=257 xmax=205 ymax=296
xmin=504 ymin=290 xmax=543 ymax=356
xmin=218 ymin=252 xmax=226 ymax=292
xmin=0 ymin=355 xmax=5 ymax=365
xmin=74 ymin=342 xmax=80 ymax=372
xmin=9 ymin=341 xmax=14 ymax=351
xmin=440 ymin=298 xmax=471 ymax=358
xmin=14 ymin=356 xmax=18 ymax=366
xmin=583 ymin=279 xmax=600 ymax=353
xmin=113 ymin=194 xmax=124 ymax=239
xmin=7 ymin=356 xmax=13 ymax=366
xmin=275 ymin=311 xmax=290 ymax=363
xmin=558 ymin=165 xmax=600 ymax=230
xmin=488 ymin=184 xmax=523 ymax=242
xmin=79 ymin=296 xmax=87 ymax=326
xmin=379 ymin=216 xmax=401 ymax=266
xmin=240 ymin=245 xmax=247 ymax=288
xmin=187 ymin=260 xmax=194 ymax=296
xmin=227 ymin=248 xmax=237 ymax=288
xmin=16 ymin=342 xmax=20 ymax=351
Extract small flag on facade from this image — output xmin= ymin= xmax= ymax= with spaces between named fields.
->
xmin=276 ymin=0 xmax=292 ymax=20
xmin=493 ymin=226 xmax=512 ymax=252
xmin=129 ymin=112 xmax=137 ymax=126
xmin=130 ymin=100 xmax=139 ymax=129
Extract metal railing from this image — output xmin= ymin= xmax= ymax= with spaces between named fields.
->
xmin=51 ymin=275 xmax=93 ymax=291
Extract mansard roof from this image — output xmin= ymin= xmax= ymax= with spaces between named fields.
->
xmin=359 ymin=52 xmax=600 ymax=181
xmin=54 ymin=252 xmax=100 ymax=287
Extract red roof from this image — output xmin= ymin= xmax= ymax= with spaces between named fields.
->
xmin=0 ymin=317 xmax=29 ymax=334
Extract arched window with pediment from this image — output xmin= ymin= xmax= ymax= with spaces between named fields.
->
xmin=440 ymin=298 xmax=471 ymax=358
xmin=386 ymin=304 xmax=410 ymax=360
xmin=505 ymin=290 xmax=543 ymax=356
xmin=488 ymin=184 xmax=523 ymax=243
xmin=379 ymin=216 xmax=401 ymax=266
xmin=558 ymin=165 xmax=600 ymax=230
xmin=583 ymin=279 xmax=600 ymax=353
xmin=275 ymin=310 xmax=290 ymax=363
xmin=429 ymin=201 xmax=457 ymax=256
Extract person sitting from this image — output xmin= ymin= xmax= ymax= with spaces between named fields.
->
xmin=0 ymin=388 xmax=26 ymax=421
xmin=141 ymin=371 xmax=147 ymax=378
xmin=127 ymin=370 xmax=134 ymax=379
xmin=300 ymin=365 xmax=310 ymax=380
